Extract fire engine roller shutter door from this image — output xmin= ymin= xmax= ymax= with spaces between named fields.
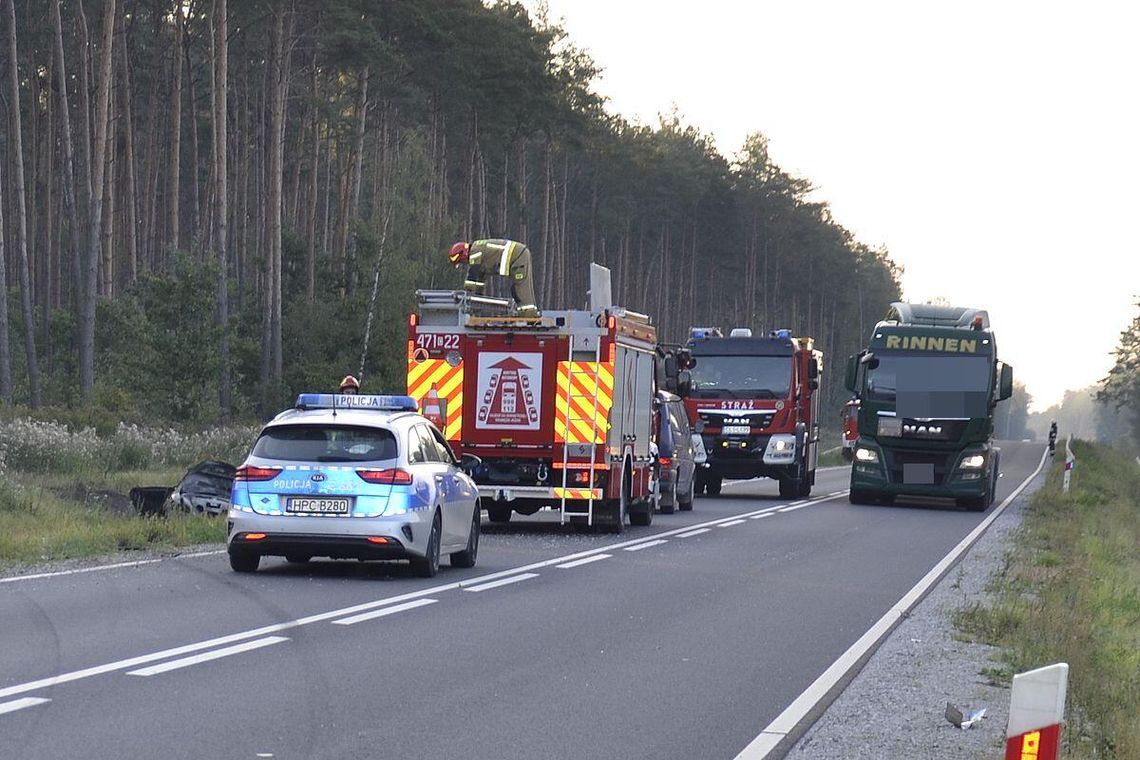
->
xmin=555 ymin=361 xmax=615 ymax=444
xmin=407 ymin=358 xmax=464 ymax=440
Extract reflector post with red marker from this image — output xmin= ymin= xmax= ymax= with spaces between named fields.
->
xmin=1004 ymin=662 xmax=1068 ymax=760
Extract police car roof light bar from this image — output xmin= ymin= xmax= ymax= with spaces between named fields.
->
xmin=295 ymin=393 xmax=419 ymax=412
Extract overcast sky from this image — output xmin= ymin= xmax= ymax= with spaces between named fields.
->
xmin=523 ymin=0 xmax=1139 ymax=411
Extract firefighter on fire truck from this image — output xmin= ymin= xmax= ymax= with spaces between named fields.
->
xmin=448 ymin=238 xmax=539 ymax=316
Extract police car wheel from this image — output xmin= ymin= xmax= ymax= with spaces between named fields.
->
xmin=450 ymin=507 xmax=480 ymax=569
xmin=412 ymin=513 xmax=442 ymax=578
xmin=229 ymin=550 xmax=260 ymax=573
xmin=705 ymin=477 xmax=722 ymax=496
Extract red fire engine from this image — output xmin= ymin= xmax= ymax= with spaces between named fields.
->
xmin=406 ymin=266 xmax=658 ymax=532
xmin=684 ymin=327 xmax=823 ymax=497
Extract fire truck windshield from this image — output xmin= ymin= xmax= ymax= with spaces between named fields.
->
xmin=689 ymin=355 xmax=792 ymax=399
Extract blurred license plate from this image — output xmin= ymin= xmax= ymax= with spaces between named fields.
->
xmin=722 ymin=425 xmax=750 ymax=435
xmin=286 ymin=497 xmax=351 ymax=514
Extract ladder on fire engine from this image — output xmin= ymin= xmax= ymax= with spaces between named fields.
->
xmin=559 ymin=332 xmax=605 ymax=527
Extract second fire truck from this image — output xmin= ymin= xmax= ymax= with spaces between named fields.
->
xmin=682 ymin=327 xmax=823 ymax=498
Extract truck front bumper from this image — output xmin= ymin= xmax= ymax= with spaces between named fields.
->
xmin=849 ymin=440 xmax=995 ymax=500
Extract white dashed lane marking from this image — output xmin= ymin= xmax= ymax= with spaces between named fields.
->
xmin=624 ymin=540 xmax=668 ymax=552
xmin=719 ymin=519 xmax=747 ymax=527
xmin=557 ymin=554 xmax=612 ymax=569
xmin=0 ymin=697 xmax=50 ymax=715
xmin=127 ymin=636 xmax=290 ymax=677
xmin=332 ymin=599 xmax=438 ymax=625
xmin=677 ymin=528 xmax=711 ymax=538
xmin=463 ymin=573 xmax=540 ymax=592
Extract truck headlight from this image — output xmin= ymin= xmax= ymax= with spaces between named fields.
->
xmin=854 ymin=447 xmax=879 ymax=463
xmin=773 ymin=439 xmax=792 ymax=452
xmin=959 ymin=454 xmax=986 ymax=469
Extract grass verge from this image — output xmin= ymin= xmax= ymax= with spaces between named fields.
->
xmin=952 ymin=440 xmax=1140 ymax=759
xmin=0 ymin=474 xmax=226 ymax=569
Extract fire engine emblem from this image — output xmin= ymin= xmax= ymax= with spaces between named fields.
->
xmin=475 ymin=352 xmax=543 ymax=430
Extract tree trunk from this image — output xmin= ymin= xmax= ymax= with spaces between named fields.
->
xmin=263 ymin=2 xmax=291 ymax=404
xmin=212 ymin=0 xmax=231 ymax=422
xmin=50 ymin=0 xmax=83 ymax=317
xmin=118 ymin=36 xmax=138 ymax=284
xmin=79 ymin=0 xmax=116 ymax=400
xmin=168 ymin=6 xmax=184 ymax=256
xmin=0 ymin=155 xmax=13 ymax=401
xmin=305 ymin=64 xmax=319 ymax=301
xmin=344 ymin=65 xmax=368 ymax=297
xmin=4 ymin=0 xmax=41 ymax=406
xmin=185 ymin=23 xmax=201 ymax=251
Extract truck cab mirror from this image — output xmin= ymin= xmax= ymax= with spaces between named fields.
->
xmin=664 ymin=354 xmax=679 ymax=379
xmin=809 ymin=379 xmax=819 ymax=391
xmin=844 ymin=355 xmax=858 ymax=392
xmin=859 ymin=351 xmax=879 ymax=370
xmin=999 ymin=363 xmax=1014 ymax=401
xmin=809 ymin=358 xmax=819 ymax=380
xmin=677 ymin=370 xmax=692 ymax=397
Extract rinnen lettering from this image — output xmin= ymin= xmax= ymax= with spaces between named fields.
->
xmin=878 ymin=335 xmax=981 ymax=353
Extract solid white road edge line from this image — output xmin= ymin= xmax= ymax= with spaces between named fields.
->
xmin=749 ymin=513 xmax=774 ymax=520
xmin=556 ymin=554 xmax=611 ymax=569
xmin=463 ymin=573 xmax=540 ymax=592
xmin=734 ymin=447 xmax=1051 ymax=759
xmin=0 ymin=490 xmax=851 ymax=702
xmin=778 ymin=504 xmax=812 ymax=513
xmin=624 ymin=539 xmax=667 ymax=551
xmin=0 ymin=559 xmax=163 ymax=584
xmin=0 ymin=697 xmax=50 ymax=715
xmin=332 ymin=598 xmax=439 ymax=626
xmin=126 ymin=636 xmax=290 ymax=677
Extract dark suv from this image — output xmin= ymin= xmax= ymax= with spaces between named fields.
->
xmin=653 ymin=391 xmax=696 ymax=513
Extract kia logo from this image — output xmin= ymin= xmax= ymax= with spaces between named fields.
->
xmin=310 ymin=473 xmax=326 ymax=482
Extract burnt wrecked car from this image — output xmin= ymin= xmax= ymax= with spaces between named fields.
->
xmin=168 ymin=461 xmax=236 ymax=516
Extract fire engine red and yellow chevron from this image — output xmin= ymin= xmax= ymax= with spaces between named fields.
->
xmin=554 ymin=361 xmax=614 ymax=444
xmin=406 ymin=358 xmax=463 ymax=440
xmin=552 ymin=487 xmax=603 ymax=500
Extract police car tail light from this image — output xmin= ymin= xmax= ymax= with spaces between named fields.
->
xmin=235 ymin=465 xmax=282 ymax=481
xmin=658 ymin=456 xmax=673 ymax=469
xmin=356 ymin=468 xmax=414 ymax=485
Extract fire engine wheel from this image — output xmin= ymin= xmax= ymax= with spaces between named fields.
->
xmin=607 ymin=470 xmax=632 ymax=533
xmin=630 ymin=471 xmax=653 ymax=527
xmin=486 ymin=505 xmax=512 ymax=524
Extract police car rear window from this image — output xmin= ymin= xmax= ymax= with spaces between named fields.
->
xmin=253 ymin=425 xmax=398 ymax=463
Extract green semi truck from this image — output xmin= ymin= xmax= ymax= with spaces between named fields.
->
xmin=844 ymin=302 xmax=1013 ymax=511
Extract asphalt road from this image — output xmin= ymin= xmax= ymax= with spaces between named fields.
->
xmin=0 ymin=441 xmax=1046 ymax=760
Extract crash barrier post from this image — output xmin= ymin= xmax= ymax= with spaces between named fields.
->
xmin=1004 ymin=663 xmax=1068 ymax=760
xmin=1062 ymin=437 xmax=1075 ymax=494
xmin=130 ymin=486 xmax=173 ymax=516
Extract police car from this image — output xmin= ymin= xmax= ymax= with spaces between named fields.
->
xmin=227 ymin=394 xmax=480 ymax=577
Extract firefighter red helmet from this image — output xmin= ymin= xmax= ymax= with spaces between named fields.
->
xmin=338 ymin=375 xmax=360 ymax=394
xmin=448 ymin=241 xmax=470 ymax=266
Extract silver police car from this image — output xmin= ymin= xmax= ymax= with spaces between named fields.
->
xmin=227 ymin=394 xmax=480 ymax=577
